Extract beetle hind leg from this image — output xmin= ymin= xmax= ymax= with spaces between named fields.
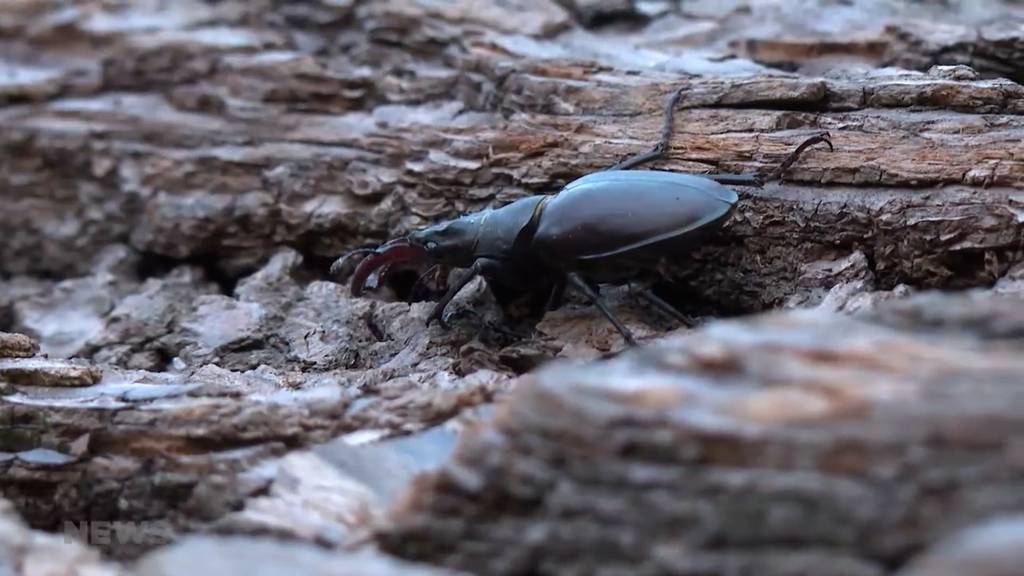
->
xmin=639 ymin=288 xmax=693 ymax=326
xmin=763 ymin=132 xmax=834 ymax=183
xmin=546 ymin=277 xmax=567 ymax=311
xmin=566 ymin=273 xmax=637 ymax=346
xmin=699 ymin=132 xmax=834 ymax=187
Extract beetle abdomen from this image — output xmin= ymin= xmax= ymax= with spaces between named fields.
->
xmin=531 ymin=170 xmax=738 ymax=266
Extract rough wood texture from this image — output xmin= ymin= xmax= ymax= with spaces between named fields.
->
xmin=0 ymin=330 xmax=504 ymax=560
xmin=898 ymin=515 xmax=1024 ymax=576
xmin=0 ymin=251 xmax=510 ymax=558
xmin=0 ymin=497 xmax=121 ymax=576
xmin=381 ymin=291 xmax=1024 ymax=575
xmin=3 ymin=0 xmax=1024 ymax=573
xmin=2 ymin=0 xmax=1023 ymax=313
xmin=0 ymin=492 xmax=458 ymax=576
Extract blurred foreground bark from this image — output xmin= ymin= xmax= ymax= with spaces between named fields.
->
xmin=382 ymin=291 xmax=1024 ymax=575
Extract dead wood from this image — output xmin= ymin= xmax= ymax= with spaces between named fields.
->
xmin=381 ymin=291 xmax=1024 ymax=576
xmin=0 ymin=1 xmax=1022 ymax=313
xmin=1 ymin=0 xmax=1024 ymax=573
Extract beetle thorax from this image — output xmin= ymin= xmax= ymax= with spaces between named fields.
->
xmin=474 ymin=195 xmax=548 ymax=260
xmin=409 ymin=195 xmax=549 ymax=269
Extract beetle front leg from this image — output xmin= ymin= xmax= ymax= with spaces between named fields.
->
xmin=409 ymin=264 xmax=450 ymax=302
xmin=566 ymin=273 xmax=637 ymax=346
xmin=426 ymin=258 xmax=504 ymax=329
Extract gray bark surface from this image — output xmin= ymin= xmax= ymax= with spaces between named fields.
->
xmin=382 ymin=292 xmax=1024 ymax=575
xmin=2 ymin=0 xmax=1024 ymax=574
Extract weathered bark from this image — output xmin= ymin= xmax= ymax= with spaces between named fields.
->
xmin=0 ymin=497 xmax=121 ymax=576
xmin=0 ymin=251 xmax=509 ymax=558
xmin=0 ymin=491 xmax=457 ymax=576
xmin=132 ymin=535 xmax=464 ymax=576
xmin=0 ymin=347 xmax=503 ymax=557
xmin=380 ymin=290 xmax=1024 ymax=575
xmin=898 ymin=515 xmax=1024 ymax=576
xmin=689 ymin=1 xmax=1024 ymax=82
xmin=3 ymin=0 xmax=1024 ymax=573
xmin=1 ymin=0 xmax=1023 ymax=313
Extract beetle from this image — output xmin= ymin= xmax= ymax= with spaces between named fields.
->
xmin=334 ymin=86 xmax=833 ymax=345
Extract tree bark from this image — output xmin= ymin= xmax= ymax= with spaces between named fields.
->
xmin=2 ymin=0 xmax=1024 ymax=573
xmin=2 ymin=1 xmax=1023 ymax=312
xmin=381 ymin=291 xmax=1024 ymax=576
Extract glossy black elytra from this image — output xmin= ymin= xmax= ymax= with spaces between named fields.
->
xmin=334 ymin=86 xmax=833 ymax=345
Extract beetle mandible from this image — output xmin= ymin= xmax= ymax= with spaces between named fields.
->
xmin=334 ymin=86 xmax=833 ymax=345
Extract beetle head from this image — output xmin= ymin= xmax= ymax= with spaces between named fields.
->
xmin=348 ymin=212 xmax=486 ymax=297
xmin=408 ymin=212 xmax=485 ymax=268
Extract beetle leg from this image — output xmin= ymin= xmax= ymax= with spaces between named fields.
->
xmin=698 ymin=133 xmax=833 ymax=187
xmin=566 ymin=273 xmax=637 ymax=346
xmin=639 ymin=289 xmax=693 ymax=326
xmin=604 ymin=82 xmax=833 ymax=186
xmin=694 ymin=173 xmax=763 ymax=187
xmin=426 ymin=259 xmax=503 ymax=329
xmin=763 ymin=132 xmax=834 ymax=183
xmin=427 ymin=268 xmax=478 ymax=329
xmin=605 ymin=85 xmax=687 ymax=172
xmin=546 ymin=277 xmax=567 ymax=311
xmin=409 ymin=264 xmax=444 ymax=302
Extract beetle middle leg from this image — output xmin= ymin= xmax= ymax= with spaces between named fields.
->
xmin=566 ymin=273 xmax=637 ymax=346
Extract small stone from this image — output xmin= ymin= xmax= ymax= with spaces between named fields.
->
xmin=927 ymin=65 xmax=980 ymax=81
xmin=0 ymin=332 xmax=38 ymax=358
xmin=899 ymin=515 xmax=1024 ymax=576
xmin=15 ymin=448 xmax=77 ymax=466
xmin=133 ymin=535 xmax=460 ymax=576
xmin=0 ymin=358 xmax=102 ymax=387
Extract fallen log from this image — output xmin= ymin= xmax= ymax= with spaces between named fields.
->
xmin=381 ymin=291 xmax=1024 ymax=575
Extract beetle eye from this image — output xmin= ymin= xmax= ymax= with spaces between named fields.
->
xmin=425 ymin=241 xmax=438 ymax=252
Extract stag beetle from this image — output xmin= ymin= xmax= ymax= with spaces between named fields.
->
xmin=334 ymin=86 xmax=833 ymax=345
